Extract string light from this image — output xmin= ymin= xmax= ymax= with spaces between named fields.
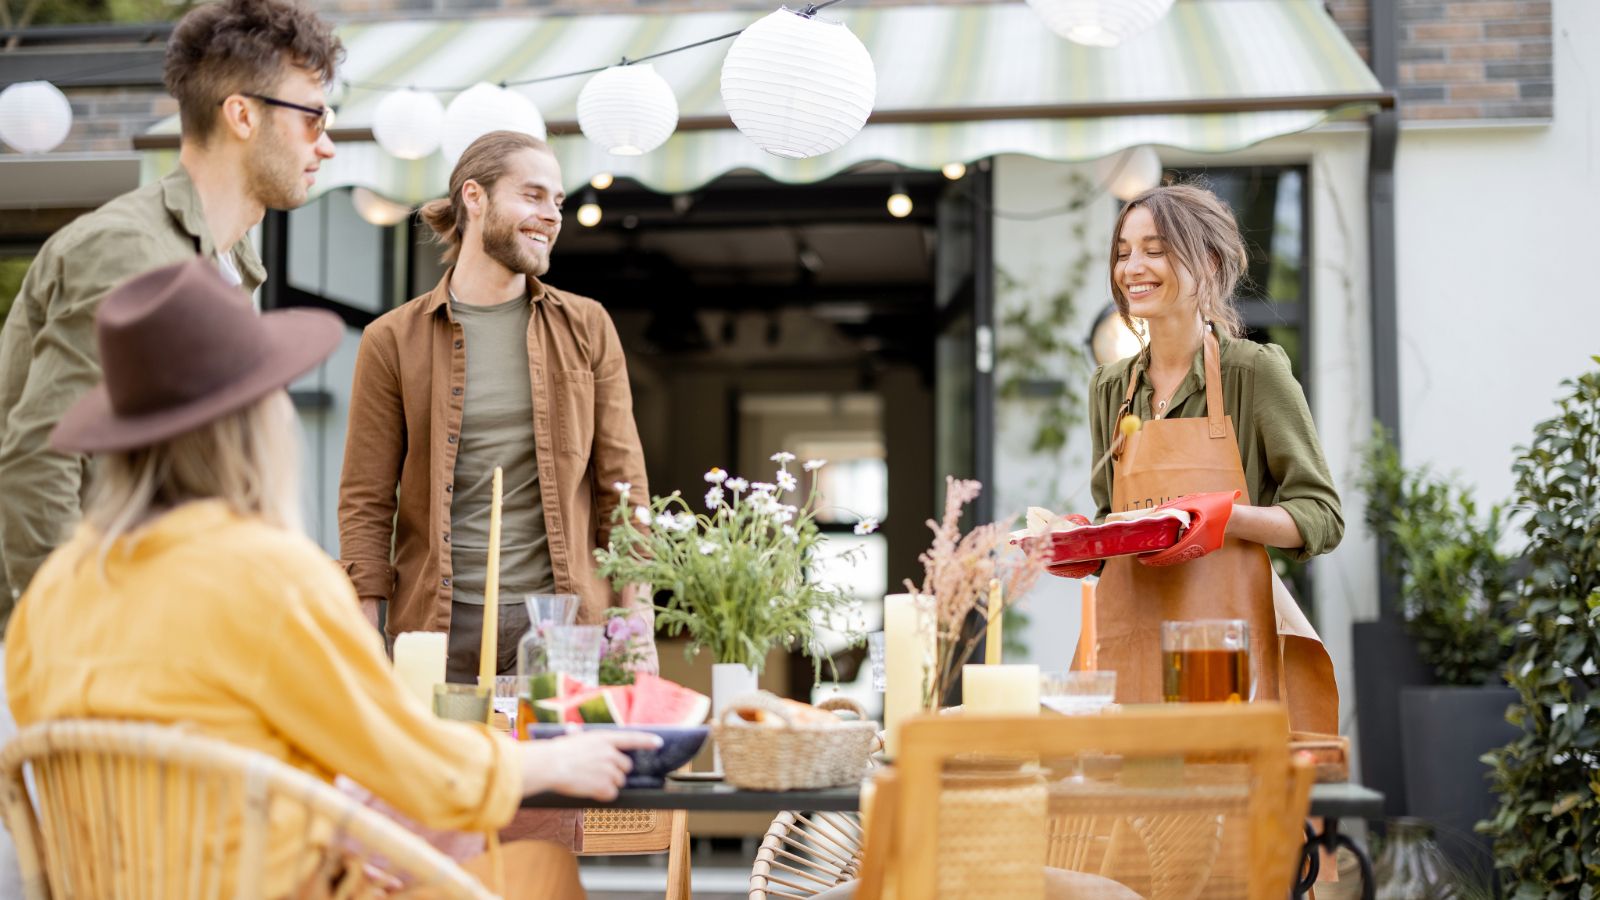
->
xmin=576 ymin=189 xmax=603 ymax=227
xmin=886 ymin=178 xmax=913 ymax=218
xmin=941 ymin=162 xmax=967 ymax=180
xmin=590 ymin=172 xmax=615 ymax=190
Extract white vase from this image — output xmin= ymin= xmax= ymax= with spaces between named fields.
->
xmin=711 ymin=662 xmax=759 ymax=772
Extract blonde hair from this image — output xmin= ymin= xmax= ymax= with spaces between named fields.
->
xmin=1109 ymin=183 xmax=1251 ymax=341
xmin=419 ymin=130 xmax=554 ymax=265
xmin=81 ymin=392 xmax=303 ymax=566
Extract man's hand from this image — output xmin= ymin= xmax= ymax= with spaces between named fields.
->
xmin=522 ymin=731 xmax=663 ymax=802
xmin=361 ymin=598 xmax=382 ymax=630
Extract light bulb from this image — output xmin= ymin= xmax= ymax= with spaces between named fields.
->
xmin=942 ymin=162 xmax=967 ymax=180
xmin=887 ymin=192 xmax=913 ymax=219
xmin=577 ymin=202 xmax=603 ymax=227
xmin=590 ymin=172 xmax=614 ymax=190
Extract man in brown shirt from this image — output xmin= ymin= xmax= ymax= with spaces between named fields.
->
xmin=337 ymin=130 xmax=651 ymax=678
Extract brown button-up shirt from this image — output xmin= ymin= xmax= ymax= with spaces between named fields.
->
xmin=336 ymin=270 xmax=648 ymax=636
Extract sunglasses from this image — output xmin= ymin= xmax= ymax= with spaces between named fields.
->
xmin=231 ymin=93 xmax=337 ymax=136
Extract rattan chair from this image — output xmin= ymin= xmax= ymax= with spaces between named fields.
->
xmin=579 ymin=807 xmax=691 ymax=899
xmin=748 ymin=811 xmax=863 ymax=899
xmin=0 ymin=719 xmax=497 ymax=900
xmin=853 ymin=703 xmax=1315 ymax=900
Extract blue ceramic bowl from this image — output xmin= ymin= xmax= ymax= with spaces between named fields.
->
xmin=526 ymin=724 xmax=709 ymax=788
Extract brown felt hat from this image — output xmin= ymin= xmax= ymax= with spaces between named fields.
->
xmin=50 ymin=257 xmax=341 ymax=454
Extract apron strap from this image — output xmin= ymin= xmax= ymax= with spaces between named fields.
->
xmin=1203 ymin=327 xmax=1226 ymax=440
xmin=1113 ymin=354 xmax=1144 ymax=461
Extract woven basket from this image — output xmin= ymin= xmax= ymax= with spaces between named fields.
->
xmin=715 ymin=693 xmax=878 ymax=791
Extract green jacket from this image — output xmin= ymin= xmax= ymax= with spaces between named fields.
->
xmin=0 ymin=165 xmax=265 ymax=621
xmin=1087 ymin=331 xmax=1344 ymax=562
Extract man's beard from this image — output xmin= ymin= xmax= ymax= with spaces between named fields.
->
xmin=245 ymin=124 xmax=308 ymax=211
xmin=480 ymin=199 xmax=549 ymax=277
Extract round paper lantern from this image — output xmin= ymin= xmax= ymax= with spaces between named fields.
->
xmin=720 ymin=8 xmax=876 ymax=160
xmin=1100 ymin=146 xmax=1163 ymax=201
xmin=1024 ymin=0 xmax=1176 ymax=47
xmin=372 ymin=88 xmax=446 ymax=160
xmin=441 ymin=83 xmax=546 ymax=165
xmin=351 ymin=188 xmax=413 ymax=227
xmin=578 ymin=64 xmax=679 ymax=157
xmin=0 ymin=81 xmax=72 ymax=154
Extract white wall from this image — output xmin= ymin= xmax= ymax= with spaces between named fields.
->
xmin=1394 ymin=0 xmax=1600 ymax=507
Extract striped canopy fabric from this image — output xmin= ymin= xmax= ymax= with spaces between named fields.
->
xmin=140 ymin=0 xmax=1380 ymax=200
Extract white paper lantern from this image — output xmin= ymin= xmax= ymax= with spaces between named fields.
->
xmin=720 ymin=8 xmax=876 ymax=160
xmin=441 ymin=83 xmax=547 ymax=165
xmin=0 ymin=81 xmax=73 ymax=155
xmin=351 ymin=188 xmax=413 ymax=227
xmin=1024 ymin=0 xmax=1176 ymax=47
xmin=1100 ymin=146 xmax=1163 ymax=201
xmin=372 ymin=89 xmax=446 ymax=160
xmin=578 ymin=64 xmax=679 ymax=157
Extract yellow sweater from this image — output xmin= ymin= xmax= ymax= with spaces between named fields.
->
xmin=5 ymin=500 xmax=521 ymax=889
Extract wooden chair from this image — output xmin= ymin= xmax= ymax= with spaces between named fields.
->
xmin=0 ymin=719 xmax=496 ymax=900
xmin=854 ymin=703 xmax=1315 ymax=900
xmin=579 ymin=807 xmax=691 ymax=900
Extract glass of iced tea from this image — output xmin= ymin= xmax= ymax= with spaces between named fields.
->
xmin=1161 ymin=619 xmax=1253 ymax=703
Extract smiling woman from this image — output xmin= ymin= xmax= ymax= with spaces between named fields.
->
xmin=1065 ymin=182 xmax=1345 ymax=736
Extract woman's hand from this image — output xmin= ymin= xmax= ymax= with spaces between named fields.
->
xmin=1222 ymin=503 xmax=1305 ymax=550
xmin=1138 ymin=491 xmax=1239 ymax=567
xmin=520 ymin=731 xmax=663 ymax=801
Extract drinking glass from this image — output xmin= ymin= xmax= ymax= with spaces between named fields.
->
xmin=867 ymin=632 xmax=887 ymax=692
xmin=548 ymin=624 xmax=603 ymax=689
xmin=1161 ymin=619 xmax=1253 ymax=703
xmin=433 ymin=683 xmax=492 ymax=723
xmin=1039 ymin=670 xmax=1117 ymax=715
xmin=517 ymin=594 xmax=580 ymax=682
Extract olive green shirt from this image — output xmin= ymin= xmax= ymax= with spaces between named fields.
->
xmin=1087 ymin=332 xmax=1343 ymax=562
xmin=0 ymin=165 xmax=265 ymax=618
xmin=448 ymin=292 xmax=556 ymax=605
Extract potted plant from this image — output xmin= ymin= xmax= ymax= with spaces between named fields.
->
xmin=595 ymin=452 xmax=868 ymax=720
xmin=1482 ymin=362 xmax=1600 ymax=895
xmin=1358 ymin=426 xmax=1519 ymax=872
xmin=903 ymin=476 xmax=1049 ymax=708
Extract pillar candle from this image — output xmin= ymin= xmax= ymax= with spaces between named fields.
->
xmin=984 ymin=578 xmax=1003 ymax=666
xmin=962 ymin=663 xmax=1040 ymax=715
xmin=883 ymin=592 xmax=934 ymax=758
xmin=479 ymin=466 xmax=503 ymax=704
xmin=1079 ymin=579 xmax=1097 ymax=671
xmin=393 ymin=632 xmax=447 ymax=711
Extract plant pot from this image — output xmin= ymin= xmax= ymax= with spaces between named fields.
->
xmin=1398 ymin=684 xmax=1518 ymax=878
xmin=711 ymin=662 xmax=759 ymax=771
xmin=1353 ymin=620 xmax=1436 ymax=818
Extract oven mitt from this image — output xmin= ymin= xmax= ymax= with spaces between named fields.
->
xmin=1043 ymin=514 xmax=1101 ymax=579
xmin=1137 ymin=490 xmax=1241 ymax=568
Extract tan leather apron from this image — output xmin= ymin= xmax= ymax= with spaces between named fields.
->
xmin=1088 ymin=331 xmax=1338 ymax=734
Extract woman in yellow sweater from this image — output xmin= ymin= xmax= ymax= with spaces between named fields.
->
xmin=4 ymin=258 xmax=657 ymax=897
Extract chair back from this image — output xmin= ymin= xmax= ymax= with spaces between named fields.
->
xmin=862 ymin=703 xmax=1313 ymax=900
xmin=0 ymin=719 xmax=495 ymax=900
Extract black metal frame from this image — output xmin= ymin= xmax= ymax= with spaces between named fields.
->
xmin=1296 ymin=819 xmax=1376 ymax=900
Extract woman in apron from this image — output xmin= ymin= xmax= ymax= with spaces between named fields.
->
xmin=1058 ymin=184 xmax=1343 ymax=734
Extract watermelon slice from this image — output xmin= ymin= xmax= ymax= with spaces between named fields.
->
xmin=628 ymin=673 xmax=711 ymax=726
xmin=575 ymin=685 xmax=633 ymax=724
xmin=527 ymin=672 xmax=588 ymax=724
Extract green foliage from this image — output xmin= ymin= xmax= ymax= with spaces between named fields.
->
xmin=0 ymin=257 xmax=30 ymax=326
xmin=1482 ymin=359 xmax=1600 ymax=895
xmin=2 ymin=0 xmax=191 ymax=29
xmin=1358 ymin=424 xmax=1518 ymax=686
xmin=594 ymin=456 xmax=865 ymax=675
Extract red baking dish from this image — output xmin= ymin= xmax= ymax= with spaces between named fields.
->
xmin=1020 ymin=516 xmax=1185 ymax=565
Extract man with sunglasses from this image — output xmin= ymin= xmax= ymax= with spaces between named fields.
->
xmin=0 ymin=0 xmax=343 ymax=612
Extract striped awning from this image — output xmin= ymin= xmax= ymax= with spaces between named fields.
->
xmin=138 ymin=0 xmax=1382 ymax=201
